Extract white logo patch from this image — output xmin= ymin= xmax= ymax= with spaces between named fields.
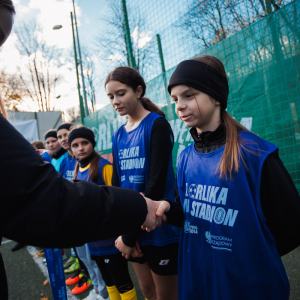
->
xmin=205 ymin=231 xmax=233 ymax=251
xmin=104 ymin=259 xmax=110 ymax=263
xmin=159 ymin=259 xmax=170 ymax=266
xmin=184 ymin=220 xmax=198 ymax=234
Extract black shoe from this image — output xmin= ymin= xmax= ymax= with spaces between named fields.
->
xmin=11 ymin=243 xmax=26 ymax=252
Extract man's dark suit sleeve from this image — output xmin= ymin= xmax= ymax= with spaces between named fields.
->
xmin=0 ymin=115 xmax=147 ymax=248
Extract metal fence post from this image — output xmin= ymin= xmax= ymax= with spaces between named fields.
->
xmin=121 ymin=0 xmax=136 ymax=68
xmin=71 ymin=12 xmax=85 ymax=124
xmin=72 ymin=0 xmax=89 ymax=117
xmin=156 ymin=34 xmax=171 ymax=106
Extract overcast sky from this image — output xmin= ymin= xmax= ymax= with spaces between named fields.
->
xmin=1 ymin=0 xmax=84 ymax=112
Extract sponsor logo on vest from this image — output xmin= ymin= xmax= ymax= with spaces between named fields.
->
xmin=129 ymin=175 xmax=144 ymax=184
xmin=65 ymin=170 xmax=74 ymax=180
xmin=205 ymin=231 xmax=233 ymax=251
xmin=159 ymin=259 xmax=170 ymax=265
xmin=183 ymin=183 xmax=239 ymax=227
xmin=121 ymin=175 xmax=126 ymax=182
xmin=119 ymin=146 xmax=146 ymax=170
xmin=184 ymin=220 xmax=198 ymax=234
xmin=105 ymin=259 xmax=110 ymax=263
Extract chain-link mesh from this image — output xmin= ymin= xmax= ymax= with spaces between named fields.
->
xmin=77 ymin=0 xmax=300 ymax=191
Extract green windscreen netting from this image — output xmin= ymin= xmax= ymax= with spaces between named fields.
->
xmin=77 ymin=0 xmax=300 ymax=191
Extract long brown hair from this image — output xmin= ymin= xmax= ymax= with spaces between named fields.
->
xmin=105 ymin=66 xmax=165 ymax=117
xmin=70 ymin=125 xmax=101 ymax=183
xmin=191 ymin=55 xmax=250 ymax=180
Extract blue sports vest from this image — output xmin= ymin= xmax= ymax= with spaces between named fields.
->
xmin=112 ymin=112 xmax=180 ymax=246
xmin=60 ymin=155 xmax=76 ymax=181
xmin=177 ymin=131 xmax=289 ymax=300
xmin=76 ymin=157 xmax=119 ymax=256
xmin=51 ymin=152 xmax=68 ymax=172
xmin=41 ymin=152 xmax=51 ymax=163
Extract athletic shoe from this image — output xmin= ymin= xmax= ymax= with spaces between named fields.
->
xmin=71 ymin=275 xmax=92 ymax=295
xmin=82 ymin=289 xmax=110 ymax=300
xmin=66 ymin=271 xmax=85 ymax=285
xmin=64 ymin=258 xmax=80 ymax=273
xmin=62 ymin=253 xmax=67 ymax=261
xmin=63 ymin=256 xmax=76 ymax=269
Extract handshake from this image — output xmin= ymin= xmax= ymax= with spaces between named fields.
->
xmin=142 ymin=197 xmax=171 ymax=231
xmin=115 ymin=197 xmax=171 ymax=259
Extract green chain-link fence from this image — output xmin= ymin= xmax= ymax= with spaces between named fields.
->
xmin=76 ymin=0 xmax=300 ymax=191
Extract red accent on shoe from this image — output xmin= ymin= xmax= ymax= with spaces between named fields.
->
xmin=71 ymin=278 xmax=92 ymax=294
xmin=66 ymin=272 xmax=84 ymax=285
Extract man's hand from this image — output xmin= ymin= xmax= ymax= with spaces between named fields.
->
xmin=143 ymin=197 xmax=162 ymax=231
xmin=142 ymin=200 xmax=171 ymax=232
xmin=115 ymin=236 xmax=133 ymax=259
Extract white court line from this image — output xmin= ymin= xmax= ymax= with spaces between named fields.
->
xmin=27 ymin=246 xmax=79 ymax=300
xmin=1 ymin=240 xmax=12 ymax=244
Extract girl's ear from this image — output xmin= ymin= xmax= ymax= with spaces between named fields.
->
xmin=136 ymin=85 xmax=143 ymax=99
xmin=215 ymin=100 xmax=221 ymax=106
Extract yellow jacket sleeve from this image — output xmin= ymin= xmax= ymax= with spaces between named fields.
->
xmin=102 ymin=164 xmax=113 ymax=186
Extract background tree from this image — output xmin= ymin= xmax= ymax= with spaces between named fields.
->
xmin=177 ymin=0 xmax=288 ymax=51
xmin=0 ymin=69 xmax=28 ymax=111
xmin=14 ymin=21 xmax=64 ymax=111
xmin=64 ymin=105 xmax=80 ymax=123
xmin=94 ymin=1 xmax=155 ymax=78
xmin=82 ymin=48 xmax=97 ymax=114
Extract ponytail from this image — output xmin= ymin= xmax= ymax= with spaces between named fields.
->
xmin=217 ymin=110 xmax=249 ymax=180
xmin=0 ymin=93 xmax=8 ymax=120
xmin=140 ymin=97 xmax=165 ymax=117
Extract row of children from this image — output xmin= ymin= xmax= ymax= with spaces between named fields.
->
xmin=36 ymin=55 xmax=299 ymax=300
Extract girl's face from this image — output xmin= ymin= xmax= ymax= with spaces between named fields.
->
xmin=45 ymin=137 xmax=61 ymax=153
xmin=106 ymin=80 xmax=143 ymax=116
xmin=57 ymin=129 xmax=70 ymax=150
xmin=71 ymin=138 xmax=93 ymax=160
xmin=171 ymin=84 xmax=221 ymax=133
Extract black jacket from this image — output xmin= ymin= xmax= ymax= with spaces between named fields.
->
xmin=0 ymin=115 xmax=148 ymax=299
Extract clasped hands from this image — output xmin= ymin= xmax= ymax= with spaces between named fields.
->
xmin=115 ymin=197 xmax=171 ymax=259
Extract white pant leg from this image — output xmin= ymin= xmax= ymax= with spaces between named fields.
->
xmin=85 ymin=244 xmax=108 ymax=298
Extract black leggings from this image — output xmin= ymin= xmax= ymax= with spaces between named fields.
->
xmin=73 ymin=247 xmax=89 ymax=276
xmin=92 ymin=252 xmax=133 ymax=294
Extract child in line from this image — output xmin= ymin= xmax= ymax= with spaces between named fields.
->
xmin=107 ymin=67 xmax=180 ymax=300
xmin=146 ymin=55 xmax=300 ymax=300
xmin=56 ymin=123 xmax=92 ymax=293
xmin=68 ymin=126 xmax=110 ymax=300
xmin=69 ymin=125 xmax=137 ymax=300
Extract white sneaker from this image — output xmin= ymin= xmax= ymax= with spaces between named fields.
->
xmin=83 ymin=290 xmax=110 ymax=300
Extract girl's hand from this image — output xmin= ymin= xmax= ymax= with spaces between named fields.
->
xmin=115 ymin=236 xmax=133 ymax=259
xmin=131 ymin=241 xmax=144 ymax=258
xmin=142 ymin=200 xmax=170 ymax=232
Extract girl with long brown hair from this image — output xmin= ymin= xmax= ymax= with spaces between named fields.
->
xmin=145 ymin=55 xmax=300 ymax=299
xmin=107 ymin=66 xmax=180 ymax=300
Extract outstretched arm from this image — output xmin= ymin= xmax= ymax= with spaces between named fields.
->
xmin=0 ymin=115 xmax=157 ymax=248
